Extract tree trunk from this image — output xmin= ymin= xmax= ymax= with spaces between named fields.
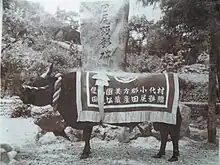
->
xmin=208 ymin=24 xmax=218 ymax=143
xmin=216 ymin=53 xmax=220 ymax=98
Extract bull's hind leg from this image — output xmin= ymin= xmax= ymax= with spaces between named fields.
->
xmin=153 ymin=131 xmax=168 ymax=158
xmin=168 ymin=131 xmax=179 ymax=162
xmin=80 ymin=127 xmax=93 ymax=159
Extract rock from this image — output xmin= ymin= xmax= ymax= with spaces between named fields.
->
xmin=196 ymin=52 xmax=209 ymax=64
xmin=198 ymin=120 xmax=207 ymax=130
xmin=13 ymin=146 xmax=21 ymax=153
xmin=8 ymin=150 xmax=18 ymax=160
xmin=118 ymin=127 xmax=130 ymax=143
xmin=196 ymin=116 xmax=204 ymax=123
xmin=32 ymin=110 xmax=68 ymax=141
xmin=160 ymin=53 xmax=185 ymax=72
xmin=34 ymin=112 xmax=66 ymax=132
xmin=138 ymin=122 xmax=153 ymax=136
xmin=0 ymin=148 xmax=10 ymax=163
xmin=190 ymin=116 xmax=208 ymax=130
xmin=91 ymin=125 xmax=124 ymax=141
xmin=0 ymin=98 xmax=21 ymax=117
xmin=31 ymin=105 xmax=52 ymax=117
xmin=179 ymin=103 xmax=192 ymax=138
xmin=11 ymin=105 xmax=31 ymax=118
xmin=189 ymin=127 xmax=208 ymax=141
xmin=65 ymin=127 xmax=83 ymax=142
xmin=8 ymin=159 xmax=20 ymax=165
xmin=139 ymin=56 xmax=161 ymax=73
xmin=0 ymin=143 xmax=13 ymax=152
xmin=151 ymin=130 xmax=161 ymax=140
xmin=80 ymin=0 xmax=129 ymax=70
xmin=38 ymin=132 xmax=57 ymax=144
xmin=180 ymin=64 xmax=209 ymax=74
xmin=128 ymin=126 xmax=142 ymax=140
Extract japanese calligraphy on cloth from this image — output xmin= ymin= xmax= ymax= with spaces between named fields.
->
xmin=76 ymin=71 xmax=179 ymax=124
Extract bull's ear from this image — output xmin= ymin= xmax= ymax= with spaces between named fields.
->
xmin=40 ymin=63 xmax=53 ymax=78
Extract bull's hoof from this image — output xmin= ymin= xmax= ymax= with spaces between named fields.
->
xmin=152 ymin=155 xmax=162 ymax=158
xmin=80 ymin=153 xmax=90 ymax=159
xmin=152 ymin=153 xmax=165 ymax=158
xmin=168 ymin=156 xmax=178 ymax=162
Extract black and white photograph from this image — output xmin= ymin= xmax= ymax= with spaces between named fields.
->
xmin=0 ymin=0 xmax=220 ymax=164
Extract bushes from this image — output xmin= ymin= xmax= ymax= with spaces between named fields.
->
xmin=1 ymin=0 xmax=80 ymax=96
xmin=126 ymin=52 xmax=185 ymax=73
xmin=160 ymin=53 xmax=185 ymax=73
xmin=11 ymin=105 xmax=31 ymax=118
xmin=1 ymin=39 xmax=79 ymax=96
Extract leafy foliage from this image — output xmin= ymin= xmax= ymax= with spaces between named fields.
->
xmin=128 ymin=15 xmax=153 ymax=54
xmin=1 ymin=0 xmax=80 ymax=95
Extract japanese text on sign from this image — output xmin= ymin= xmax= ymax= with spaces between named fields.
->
xmin=99 ymin=3 xmax=112 ymax=59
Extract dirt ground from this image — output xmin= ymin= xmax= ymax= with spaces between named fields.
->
xmin=14 ymin=135 xmax=219 ymax=165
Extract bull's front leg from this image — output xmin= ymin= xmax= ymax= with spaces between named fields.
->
xmin=80 ymin=126 xmax=93 ymax=159
xmin=35 ymin=129 xmax=47 ymax=143
xmin=153 ymin=131 xmax=168 ymax=158
xmin=53 ymin=129 xmax=71 ymax=141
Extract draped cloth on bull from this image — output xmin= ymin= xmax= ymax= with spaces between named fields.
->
xmin=76 ymin=71 xmax=179 ymax=124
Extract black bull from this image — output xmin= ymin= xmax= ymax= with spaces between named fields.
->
xmin=20 ymin=67 xmax=182 ymax=162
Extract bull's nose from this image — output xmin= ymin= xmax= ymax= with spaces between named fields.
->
xmin=19 ymin=95 xmax=26 ymax=103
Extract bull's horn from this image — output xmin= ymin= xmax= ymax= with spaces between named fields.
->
xmin=41 ymin=63 xmax=53 ymax=78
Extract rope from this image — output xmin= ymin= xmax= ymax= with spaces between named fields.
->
xmin=22 ymin=85 xmax=49 ymax=90
xmin=52 ymin=73 xmax=62 ymax=111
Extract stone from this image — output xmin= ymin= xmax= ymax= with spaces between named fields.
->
xmin=0 ymin=143 xmax=13 ymax=152
xmin=79 ymin=0 xmax=129 ymax=70
xmin=189 ymin=128 xmax=208 ymax=141
xmin=118 ymin=127 xmax=130 ymax=143
xmin=34 ymin=112 xmax=66 ymax=132
xmin=139 ymin=55 xmax=161 ymax=73
xmin=198 ymin=120 xmax=207 ymax=130
xmin=180 ymin=64 xmax=209 ymax=74
xmin=8 ymin=150 xmax=18 ymax=160
xmin=196 ymin=52 xmax=209 ymax=64
xmin=196 ymin=116 xmax=204 ymax=123
xmin=0 ymin=148 xmax=10 ymax=163
xmin=64 ymin=127 xmax=83 ymax=142
xmin=179 ymin=103 xmax=192 ymax=138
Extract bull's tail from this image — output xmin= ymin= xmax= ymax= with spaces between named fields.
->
xmin=177 ymin=107 xmax=182 ymax=126
xmin=176 ymin=107 xmax=182 ymax=140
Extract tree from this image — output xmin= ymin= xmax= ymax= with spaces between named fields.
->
xmin=3 ymin=0 xmax=11 ymax=10
xmin=55 ymin=7 xmax=79 ymax=29
xmin=1 ymin=0 xmax=81 ymax=95
xmin=128 ymin=15 xmax=153 ymax=55
xmin=207 ymin=1 xmax=220 ymax=143
xmin=138 ymin=0 xmax=219 ymax=143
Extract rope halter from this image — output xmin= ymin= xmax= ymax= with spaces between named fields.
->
xmin=52 ymin=73 xmax=62 ymax=111
xmin=22 ymin=73 xmax=63 ymax=112
xmin=22 ymin=85 xmax=49 ymax=90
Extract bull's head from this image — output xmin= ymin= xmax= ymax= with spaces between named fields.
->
xmin=20 ymin=63 xmax=58 ymax=106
